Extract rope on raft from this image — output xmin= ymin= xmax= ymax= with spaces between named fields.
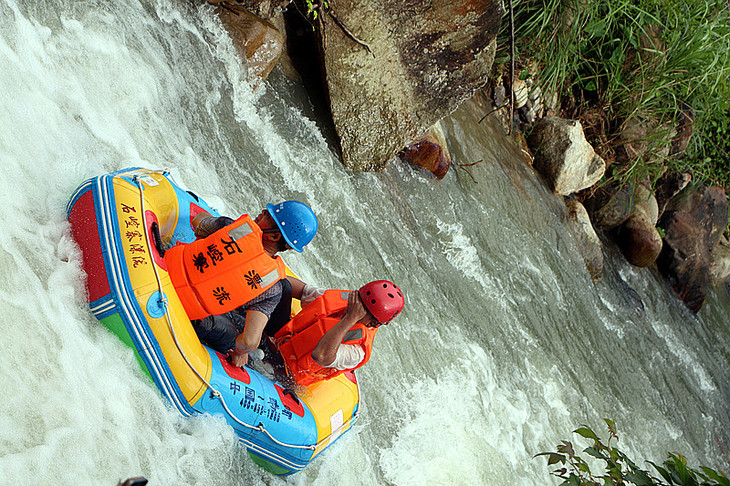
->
xmin=132 ymin=175 xmax=358 ymax=453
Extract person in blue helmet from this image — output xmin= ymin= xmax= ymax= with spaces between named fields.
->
xmin=189 ymin=201 xmax=318 ymax=368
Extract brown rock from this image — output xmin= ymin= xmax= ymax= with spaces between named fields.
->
xmin=613 ymin=206 xmax=663 ymax=267
xmin=666 ymin=185 xmax=728 ymax=249
xmin=656 ymin=210 xmax=709 ymax=313
xmin=319 ymin=0 xmax=503 ymax=170
xmin=217 ymin=4 xmax=283 ymax=88
xmin=397 ymin=124 xmax=451 ymax=179
xmin=655 ymin=171 xmax=691 ymax=219
xmin=583 ymin=179 xmax=636 ymax=230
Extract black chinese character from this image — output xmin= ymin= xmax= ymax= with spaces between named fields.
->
xmin=207 ymin=244 xmax=224 ymax=265
xmin=220 ymin=237 xmax=241 ymax=255
xmin=244 ymin=270 xmax=262 ymax=289
xmin=213 ymin=287 xmax=231 ymax=305
xmin=193 ymin=252 xmax=208 ymax=273
xmin=230 ymin=382 xmax=241 ymax=395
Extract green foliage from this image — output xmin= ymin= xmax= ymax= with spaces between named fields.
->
xmin=497 ymin=0 xmax=730 ymax=189
xmin=536 ymin=420 xmax=730 ymax=485
xmin=303 ymin=0 xmax=329 ymax=21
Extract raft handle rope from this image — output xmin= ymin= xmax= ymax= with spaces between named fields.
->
xmin=132 ymin=175 xmax=359 ymax=453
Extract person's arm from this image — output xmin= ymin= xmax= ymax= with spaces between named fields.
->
xmin=228 ymin=309 xmax=268 ymax=367
xmin=286 ymin=276 xmax=306 ymax=300
xmin=311 ymin=292 xmax=367 ymax=367
xmin=192 ymin=212 xmax=235 ymax=239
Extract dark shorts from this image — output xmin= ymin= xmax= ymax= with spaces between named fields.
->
xmin=191 ymin=278 xmax=293 ymax=354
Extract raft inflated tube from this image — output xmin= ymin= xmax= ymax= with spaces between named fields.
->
xmin=66 ymin=168 xmax=361 ymax=475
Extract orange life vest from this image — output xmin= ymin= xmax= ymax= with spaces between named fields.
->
xmin=273 ymin=289 xmax=378 ymax=386
xmin=165 ymin=214 xmax=286 ymax=320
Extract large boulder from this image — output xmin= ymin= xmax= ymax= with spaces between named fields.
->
xmin=565 ymin=198 xmax=604 ymax=280
xmin=526 ymin=116 xmax=606 ymax=195
xmin=656 ymin=186 xmax=729 ymax=312
xmin=318 ymin=0 xmax=502 ymax=170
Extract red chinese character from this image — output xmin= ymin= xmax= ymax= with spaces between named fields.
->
xmin=125 ymin=217 xmax=140 ymax=229
xmin=121 ymin=203 xmax=136 ymax=213
xmin=125 ymin=230 xmax=143 ymax=242
xmin=132 ymin=256 xmax=147 ymax=268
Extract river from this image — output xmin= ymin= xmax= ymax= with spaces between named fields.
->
xmin=1 ymin=1 xmax=729 ymax=484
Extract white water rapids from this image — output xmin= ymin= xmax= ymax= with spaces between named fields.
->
xmin=1 ymin=1 xmax=729 ymax=485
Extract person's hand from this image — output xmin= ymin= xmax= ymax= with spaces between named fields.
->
xmin=228 ymin=348 xmax=249 ymax=368
xmin=344 ymin=291 xmax=369 ymax=322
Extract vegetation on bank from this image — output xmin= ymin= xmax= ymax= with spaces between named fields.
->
xmin=538 ymin=420 xmax=729 ymax=485
xmin=494 ymin=0 xmax=730 ymax=193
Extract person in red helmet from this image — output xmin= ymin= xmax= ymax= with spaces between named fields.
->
xmin=272 ymin=280 xmax=404 ymax=386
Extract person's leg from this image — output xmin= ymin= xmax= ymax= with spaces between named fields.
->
xmin=191 ymin=312 xmax=243 ymax=353
xmin=264 ymin=277 xmax=293 ymax=337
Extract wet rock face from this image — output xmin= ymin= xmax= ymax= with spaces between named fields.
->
xmin=526 ymin=116 xmax=606 ymax=196
xmin=656 ymin=186 xmax=729 ymax=313
xmin=320 ymin=0 xmax=503 ymax=171
xmin=217 ymin=4 xmax=284 ymax=89
xmin=565 ymin=199 xmax=604 ymax=280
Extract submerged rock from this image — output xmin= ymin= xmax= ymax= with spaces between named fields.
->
xmin=526 ymin=116 xmax=605 ymax=196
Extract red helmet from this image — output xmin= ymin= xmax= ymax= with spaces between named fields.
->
xmin=358 ymin=280 xmax=404 ymax=324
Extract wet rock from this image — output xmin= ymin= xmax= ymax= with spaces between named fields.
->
xmin=655 ymin=171 xmax=691 ymax=219
xmin=526 ymin=116 xmax=606 ymax=196
xmin=634 ymin=183 xmax=659 ymax=226
xmin=613 ymin=205 xmax=663 ymax=268
xmin=656 ymin=186 xmax=729 ymax=312
xmin=565 ymin=198 xmax=603 ymax=281
xmin=665 ymin=185 xmax=728 ymax=250
xmin=656 ymin=210 xmax=710 ymax=313
xmin=710 ymin=235 xmax=730 ymax=285
xmin=583 ymin=179 xmax=636 ymax=230
xmin=397 ymin=123 xmax=451 ymax=179
xmin=217 ymin=4 xmax=284 ymax=89
xmin=318 ymin=0 xmax=503 ymax=171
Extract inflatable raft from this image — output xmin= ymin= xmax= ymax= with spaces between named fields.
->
xmin=66 ymin=168 xmax=360 ymax=475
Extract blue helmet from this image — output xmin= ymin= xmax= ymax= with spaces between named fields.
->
xmin=266 ymin=201 xmax=318 ymax=252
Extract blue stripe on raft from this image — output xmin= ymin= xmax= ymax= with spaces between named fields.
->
xmin=94 ymin=171 xmax=195 ymax=417
xmin=90 ymin=294 xmax=117 ymax=319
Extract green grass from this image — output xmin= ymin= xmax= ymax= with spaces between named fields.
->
xmin=496 ymin=0 xmax=730 ymax=190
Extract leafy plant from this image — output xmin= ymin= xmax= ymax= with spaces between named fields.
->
xmin=495 ymin=0 xmax=730 ymax=191
xmin=536 ymin=419 xmax=730 ymax=485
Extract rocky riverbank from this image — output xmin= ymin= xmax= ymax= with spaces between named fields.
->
xmin=195 ymin=0 xmax=728 ymax=313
